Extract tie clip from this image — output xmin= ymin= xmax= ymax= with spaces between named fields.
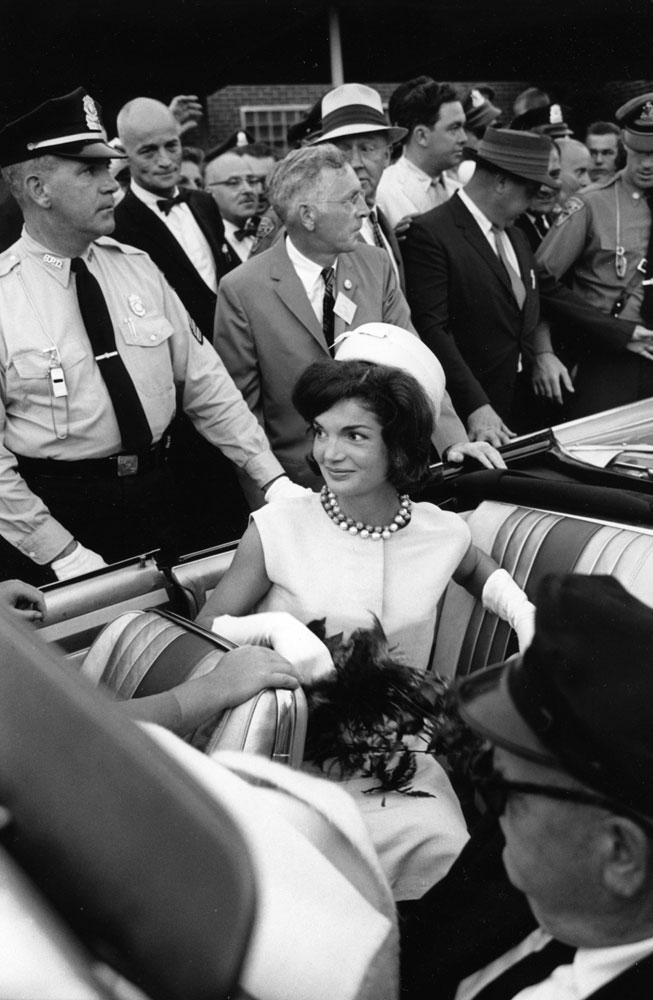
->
xmin=95 ymin=351 xmax=119 ymax=361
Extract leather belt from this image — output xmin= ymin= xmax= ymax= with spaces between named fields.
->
xmin=16 ymin=435 xmax=171 ymax=479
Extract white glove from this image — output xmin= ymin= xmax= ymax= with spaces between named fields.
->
xmin=211 ymin=612 xmax=335 ymax=685
xmin=264 ymin=476 xmax=312 ymax=503
xmin=51 ymin=543 xmax=108 ymax=581
xmin=482 ymin=569 xmax=536 ymax=652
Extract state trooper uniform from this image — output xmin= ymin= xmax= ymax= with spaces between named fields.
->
xmin=0 ymin=88 xmax=285 ymax=582
xmin=536 ymin=92 xmax=653 ymax=417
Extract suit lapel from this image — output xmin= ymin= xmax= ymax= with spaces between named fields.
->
xmin=120 ymin=191 xmax=202 ymax=280
xmin=450 ymin=194 xmax=514 ymax=298
xmin=270 ymin=240 xmax=327 ymax=348
xmin=185 ymin=192 xmax=240 ymax=275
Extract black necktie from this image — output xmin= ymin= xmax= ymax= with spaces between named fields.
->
xmin=640 ymin=193 xmax=653 ymax=326
xmin=321 ymin=266 xmax=335 ymax=348
xmin=70 ymin=258 xmax=152 ymax=452
xmin=470 ymin=939 xmax=576 ymax=1000
xmin=157 ymin=192 xmax=187 ymax=215
xmin=368 ymin=208 xmax=385 ymax=249
xmin=533 ymin=214 xmax=550 ymax=242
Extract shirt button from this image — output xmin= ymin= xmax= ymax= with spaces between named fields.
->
xmin=150 ymin=334 xmax=156 ymax=341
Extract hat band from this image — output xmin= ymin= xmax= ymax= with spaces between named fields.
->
xmin=321 ymin=104 xmax=390 ymax=135
xmin=27 ymin=131 xmax=104 ymax=151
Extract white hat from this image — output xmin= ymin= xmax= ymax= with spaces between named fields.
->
xmin=334 ymin=323 xmax=445 ymax=421
xmin=312 ymin=84 xmax=407 ymax=145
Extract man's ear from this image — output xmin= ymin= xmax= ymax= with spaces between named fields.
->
xmin=413 ymin=124 xmax=432 ymax=148
xmin=298 ymin=202 xmax=316 ymax=232
xmin=24 ymin=170 xmax=52 ymax=209
xmin=600 ymin=815 xmax=649 ymax=899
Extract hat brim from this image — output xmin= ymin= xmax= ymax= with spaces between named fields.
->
xmin=312 ymin=122 xmax=407 ymax=145
xmin=623 ymin=130 xmax=653 ymax=153
xmin=55 ymin=139 xmax=127 ymax=160
xmin=457 ymin=661 xmax=560 ymax=766
xmin=473 ymin=152 xmax=559 ymax=189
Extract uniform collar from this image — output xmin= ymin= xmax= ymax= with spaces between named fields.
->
xmin=20 ymin=227 xmax=95 ymax=287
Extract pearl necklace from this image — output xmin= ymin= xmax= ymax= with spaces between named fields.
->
xmin=320 ymin=486 xmax=412 ymax=540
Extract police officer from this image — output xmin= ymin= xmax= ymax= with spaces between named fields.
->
xmin=0 ymin=88 xmax=297 ymax=584
xmin=535 ymin=92 xmax=653 ymax=418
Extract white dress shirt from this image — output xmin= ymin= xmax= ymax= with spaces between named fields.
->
xmin=456 ymin=926 xmax=653 ymax=1000
xmin=376 ymin=153 xmax=461 ymax=229
xmin=285 ymin=236 xmax=337 ymax=326
xmin=129 ymin=181 xmax=217 ymax=292
xmin=457 ymin=188 xmax=521 ymax=274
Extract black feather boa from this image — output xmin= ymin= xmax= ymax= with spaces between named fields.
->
xmin=303 ymin=617 xmax=482 ymax=799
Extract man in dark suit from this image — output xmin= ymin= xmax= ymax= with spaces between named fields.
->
xmin=403 ymin=129 xmax=558 ymax=444
xmin=113 ymin=97 xmax=238 ymax=340
xmin=311 ymin=83 xmax=408 ymax=291
xmin=401 ymin=573 xmax=653 ymax=999
xmin=113 ymin=97 xmax=247 ymax=548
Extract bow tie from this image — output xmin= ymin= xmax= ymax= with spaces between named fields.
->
xmin=233 ymin=217 xmax=260 ymax=241
xmin=157 ymin=192 xmax=186 ymax=215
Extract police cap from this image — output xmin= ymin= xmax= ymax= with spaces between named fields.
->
xmin=616 ymin=92 xmax=653 ymax=152
xmin=458 ymin=573 xmax=653 ymax=822
xmin=0 ymin=87 xmax=123 ymax=167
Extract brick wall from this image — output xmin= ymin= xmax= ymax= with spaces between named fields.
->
xmin=202 ymin=80 xmax=653 ymax=152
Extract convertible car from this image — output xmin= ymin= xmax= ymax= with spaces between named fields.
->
xmin=2 ymin=398 xmax=653 ymax=998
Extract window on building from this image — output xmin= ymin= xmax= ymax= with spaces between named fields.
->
xmin=240 ymin=105 xmax=309 ymax=154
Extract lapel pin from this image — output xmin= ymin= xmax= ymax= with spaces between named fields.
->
xmin=343 ymin=278 xmax=352 ymax=291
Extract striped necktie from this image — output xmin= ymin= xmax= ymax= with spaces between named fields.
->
xmin=368 ymin=208 xmax=386 ymax=248
xmin=321 ymin=266 xmax=335 ymax=348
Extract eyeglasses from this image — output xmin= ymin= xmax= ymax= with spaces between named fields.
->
xmin=310 ymin=190 xmax=367 ymax=210
xmin=207 ymin=176 xmax=262 ymax=189
xmin=469 ymin=751 xmax=653 ymax=832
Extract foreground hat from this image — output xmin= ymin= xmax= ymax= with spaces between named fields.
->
xmin=616 ymin=92 xmax=653 ymax=152
xmin=458 ymin=573 xmax=653 ymax=819
xmin=464 ymin=88 xmax=503 ymax=135
xmin=510 ymin=102 xmax=573 ymax=138
xmin=334 ymin=323 xmax=445 ymax=421
xmin=313 ymin=84 xmax=407 ymax=145
xmin=0 ymin=87 xmax=123 ymax=166
xmin=474 ymin=128 xmax=556 ymax=188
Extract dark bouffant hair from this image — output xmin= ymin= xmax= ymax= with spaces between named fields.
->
xmin=292 ymin=359 xmax=434 ymax=491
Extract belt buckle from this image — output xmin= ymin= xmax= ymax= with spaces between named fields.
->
xmin=117 ymin=454 xmax=139 ymax=477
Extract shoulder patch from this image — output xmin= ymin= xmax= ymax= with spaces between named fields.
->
xmin=555 ymin=196 xmax=585 ymax=227
xmin=255 ymin=214 xmax=278 ymax=240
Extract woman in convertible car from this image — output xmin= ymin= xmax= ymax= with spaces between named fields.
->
xmin=197 ymin=324 xmax=535 ymax=901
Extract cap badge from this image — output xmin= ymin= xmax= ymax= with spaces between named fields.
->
xmin=637 ymin=101 xmax=653 ymax=125
xmin=549 ymin=104 xmax=563 ymax=124
xmin=128 ymin=293 xmax=146 ymax=317
xmin=470 ymin=89 xmax=484 ymax=108
xmin=83 ymin=95 xmax=102 ymax=133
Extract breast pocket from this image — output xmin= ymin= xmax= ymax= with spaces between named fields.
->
xmin=9 ymin=342 xmax=87 ymax=411
xmin=117 ymin=314 xmax=175 ymax=398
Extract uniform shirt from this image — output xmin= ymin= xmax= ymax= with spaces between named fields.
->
xmin=536 ymin=171 xmax=651 ymax=324
xmin=0 ymin=230 xmax=283 ymax=564
xmin=455 ymin=926 xmax=653 ymax=1000
xmin=376 ymin=153 xmax=461 ymax=229
xmin=130 ymin=180 xmax=218 ymax=292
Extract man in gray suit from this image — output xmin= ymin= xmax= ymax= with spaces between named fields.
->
xmin=214 ymin=144 xmax=501 ymax=502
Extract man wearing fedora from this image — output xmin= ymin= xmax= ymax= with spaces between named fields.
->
xmin=311 ymin=83 xmax=407 ymax=289
xmin=401 ymin=572 xmax=653 ymax=999
xmin=403 ymin=129 xmax=557 ymax=445
xmin=0 ymin=87 xmax=292 ymax=583
xmin=535 ymin=92 xmax=653 ymax=418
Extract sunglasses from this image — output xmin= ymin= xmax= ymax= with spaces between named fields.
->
xmin=469 ymin=751 xmax=653 ymax=832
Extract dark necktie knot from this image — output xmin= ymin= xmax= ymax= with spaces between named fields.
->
xmin=157 ymin=192 xmax=186 ymax=215
xmin=368 ymin=208 xmax=386 ymax=249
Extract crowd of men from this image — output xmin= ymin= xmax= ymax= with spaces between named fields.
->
xmin=2 ymin=77 xmax=653 ymax=1000
xmin=0 ymin=78 xmax=652 ymax=585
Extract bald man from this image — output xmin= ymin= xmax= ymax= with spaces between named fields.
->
xmin=557 ymin=137 xmax=592 ymax=201
xmin=113 ymin=98 xmax=250 ymax=549
xmin=114 ymin=97 xmax=237 ymax=339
